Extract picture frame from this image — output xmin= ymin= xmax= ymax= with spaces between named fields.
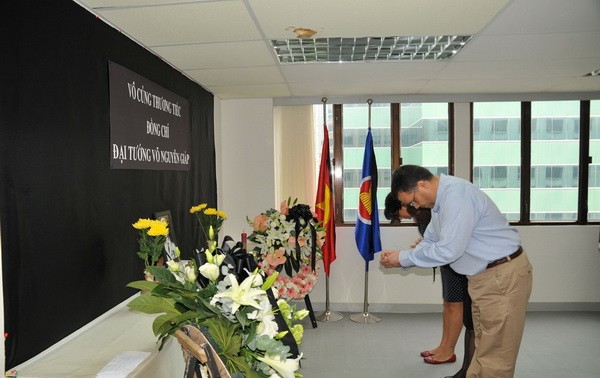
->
xmin=154 ymin=210 xmax=179 ymax=261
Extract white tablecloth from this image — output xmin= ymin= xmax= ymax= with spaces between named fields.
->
xmin=9 ymin=296 xmax=184 ymax=378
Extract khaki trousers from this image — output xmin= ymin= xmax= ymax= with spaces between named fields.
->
xmin=466 ymin=251 xmax=533 ymax=378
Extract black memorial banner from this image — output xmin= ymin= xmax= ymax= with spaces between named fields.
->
xmin=2 ymin=0 xmax=216 ymax=368
xmin=109 ymin=61 xmax=192 ymax=170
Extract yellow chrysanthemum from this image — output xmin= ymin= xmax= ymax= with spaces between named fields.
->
xmin=204 ymin=208 xmax=217 ymax=216
xmin=147 ymin=221 xmax=169 ymax=236
xmin=189 ymin=203 xmax=207 ymax=214
xmin=216 ymin=210 xmax=228 ymax=219
xmin=132 ymin=218 xmax=153 ymax=230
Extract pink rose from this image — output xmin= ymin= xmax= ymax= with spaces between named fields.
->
xmin=288 ymin=235 xmax=306 ymax=247
xmin=266 ymin=248 xmax=286 ymax=267
xmin=280 ymin=201 xmax=290 ymax=215
xmin=253 ymin=214 xmax=268 ymax=232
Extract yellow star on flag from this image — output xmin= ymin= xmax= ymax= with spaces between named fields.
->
xmin=315 ymin=184 xmax=331 ymax=226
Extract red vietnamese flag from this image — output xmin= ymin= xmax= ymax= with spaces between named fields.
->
xmin=315 ymin=123 xmax=336 ymax=276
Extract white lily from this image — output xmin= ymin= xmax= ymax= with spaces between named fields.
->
xmin=166 ymin=259 xmax=180 ymax=272
xmin=214 ymin=253 xmax=226 ymax=266
xmin=256 ymin=353 xmax=302 ymax=378
xmin=253 ymin=296 xmax=278 ymax=337
xmin=210 ymin=273 xmax=266 ymax=314
xmin=184 ymin=265 xmax=197 ymax=283
xmin=257 ymin=315 xmax=279 ymax=338
xmin=199 ymin=263 xmax=220 ymax=282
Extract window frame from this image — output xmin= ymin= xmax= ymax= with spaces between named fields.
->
xmin=472 ymin=100 xmax=597 ymax=225
xmin=332 ymin=102 xmax=454 ymax=226
xmin=328 ymin=100 xmax=599 ymax=226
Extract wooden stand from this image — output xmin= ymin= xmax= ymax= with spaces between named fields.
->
xmin=175 ymin=325 xmax=231 ymax=378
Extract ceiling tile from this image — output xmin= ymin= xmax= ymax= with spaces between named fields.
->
xmin=483 ymin=0 xmax=600 ymax=35
xmin=208 ymin=84 xmax=291 ymax=99
xmin=288 ymin=78 xmax=430 ymax=97
xmin=79 ymin=0 xmax=210 ymax=8
xmin=280 ymin=61 xmax=446 ymax=82
xmin=437 ymin=58 xmax=600 ymax=79
xmin=96 ymin=1 xmax=260 ymax=46
xmin=151 ymin=41 xmax=275 ymax=69
xmin=248 ymin=0 xmax=509 ymax=38
xmin=185 ymin=66 xmax=284 ymax=86
xmin=454 ymin=32 xmax=600 ymax=62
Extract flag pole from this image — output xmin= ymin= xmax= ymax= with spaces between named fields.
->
xmin=315 ymin=97 xmax=343 ymax=323
xmin=349 ymin=261 xmax=380 ymax=323
xmin=350 ymin=99 xmax=381 ymax=324
xmin=316 ymin=275 xmax=343 ymax=321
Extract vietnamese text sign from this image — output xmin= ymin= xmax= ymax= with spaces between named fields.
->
xmin=109 ymin=61 xmax=191 ymax=170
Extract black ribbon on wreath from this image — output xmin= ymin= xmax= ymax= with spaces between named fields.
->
xmin=220 ymin=235 xmax=257 ymax=281
xmin=195 ymin=235 xmax=300 ymax=358
xmin=193 ymin=236 xmax=258 ymax=287
xmin=286 ymin=204 xmax=317 ymax=274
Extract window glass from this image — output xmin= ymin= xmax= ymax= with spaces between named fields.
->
xmin=400 ymin=103 xmax=449 ymax=176
xmin=342 ymin=103 xmax=391 ymax=222
xmin=313 ymin=104 xmax=334 ymax=181
xmin=589 ymin=100 xmax=600 ymax=220
xmin=530 ymin=101 xmax=579 ymax=221
xmin=473 ymin=102 xmax=521 ymax=221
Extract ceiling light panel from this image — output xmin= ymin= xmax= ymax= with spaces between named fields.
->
xmin=271 ymin=35 xmax=472 ymax=63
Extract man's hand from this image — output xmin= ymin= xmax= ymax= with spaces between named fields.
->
xmin=380 ymin=250 xmax=401 ymax=268
xmin=409 ymin=236 xmax=423 ymax=249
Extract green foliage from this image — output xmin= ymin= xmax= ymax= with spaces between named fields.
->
xmin=136 ymin=230 xmax=165 ymax=268
xmin=128 ymin=259 xmax=304 ymax=377
xmin=127 ymin=295 xmax=179 ymax=315
xmin=126 ymin=280 xmax=158 ymax=292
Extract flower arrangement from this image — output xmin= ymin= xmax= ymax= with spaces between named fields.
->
xmin=128 ymin=211 xmax=307 ymax=378
xmin=132 ymin=218 xmax=170 ymax=270
xmin=190 ymin=203 xmax=227 ymax=243
xmin=248 ymin=198 xmax=325 ymax=300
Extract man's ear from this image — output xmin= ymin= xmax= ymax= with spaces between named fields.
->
xmin=417 ymin=180 xmax=429 ymax=191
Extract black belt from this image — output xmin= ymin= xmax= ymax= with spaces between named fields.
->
xmin=486 ymin=247 xmax=523 ymax=269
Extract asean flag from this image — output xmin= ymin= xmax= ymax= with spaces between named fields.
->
xmin=315 ymin=124 xmax=336 ymax=276
xmin=355 ymin=129 xmax=382 ymax=266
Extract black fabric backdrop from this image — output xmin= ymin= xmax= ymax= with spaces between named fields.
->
xmin=1 ymin=0 xmax=216 ymax=368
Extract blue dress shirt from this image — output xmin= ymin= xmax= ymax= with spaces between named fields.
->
xmin=399 ymin=174 xmax=521 ymax=275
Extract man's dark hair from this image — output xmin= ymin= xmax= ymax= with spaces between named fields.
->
xmin=384 ymin=192 xmax=402 ymax=221
xmin=391 ymin=165 xmax=434 ymax=195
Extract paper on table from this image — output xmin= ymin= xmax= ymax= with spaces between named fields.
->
xmin=96 ymin=351 xmax=151 ymax=378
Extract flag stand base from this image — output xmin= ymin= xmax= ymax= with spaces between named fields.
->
xmin=349 ymin=312 xmax=381 ymax=324
xmin=316 ymin=310 xmax=343 ymax=322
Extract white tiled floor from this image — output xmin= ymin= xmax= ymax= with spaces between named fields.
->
xmin=297 ymin=311 xmax=600 ymax=378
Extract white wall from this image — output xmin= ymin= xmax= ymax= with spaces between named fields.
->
xmin=216 ymin=99 xmax=600 ymax=312
xmin=216 ymin=98 xmax=276 ymax=240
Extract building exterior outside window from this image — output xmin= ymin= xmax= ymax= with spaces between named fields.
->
xmin=400 ymin=103 xmax=450 ymax=177
xmin=314 ymin=100 xmax=599 ymax=224
xmin=589 ymin=100 xmax=600 ymax=220
xmin=473 ymin=102 xmax=521 ymax=221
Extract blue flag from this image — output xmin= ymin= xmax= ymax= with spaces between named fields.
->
xmin=355 ymin=129 xmax=382 ymax=266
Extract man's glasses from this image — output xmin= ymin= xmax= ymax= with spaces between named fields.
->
xmin=402 ymin=190 xmax=418 ymax=208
